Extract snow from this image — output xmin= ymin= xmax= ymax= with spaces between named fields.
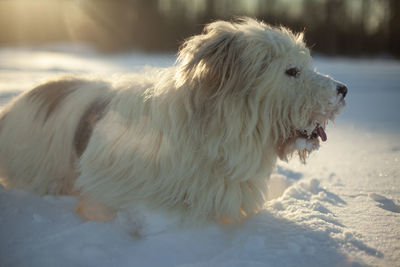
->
xmin=295 ymin=138 xmax=319 ymax=152
xmin=1 ymin=44 xmax=399 ymax=267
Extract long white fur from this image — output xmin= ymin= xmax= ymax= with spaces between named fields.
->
xmin=0 ymin=18 xmax=345 ymax=224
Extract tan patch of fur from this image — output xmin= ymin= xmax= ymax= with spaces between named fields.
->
xmin=74 ymin=99 xmax=109 ymax=157
xmin=27 ymin=78 xmax=84 ymax=121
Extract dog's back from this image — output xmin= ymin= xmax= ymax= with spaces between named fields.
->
xmin=0 ymin=77 xmax=112 ymax=194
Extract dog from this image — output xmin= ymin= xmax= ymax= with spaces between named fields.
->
xmin=0 ymin=18 xmax=347 ymax=224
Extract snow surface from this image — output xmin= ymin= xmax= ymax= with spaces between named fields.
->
xmin=0 ymin=44 xmax=399 ymax=267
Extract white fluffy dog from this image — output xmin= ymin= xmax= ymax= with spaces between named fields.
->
xmin=0 ymin=18 xmax=347 ymax=224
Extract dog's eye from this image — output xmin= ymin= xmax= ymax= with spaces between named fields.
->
xmin=285 ymin=67 xmax=299 ymax=77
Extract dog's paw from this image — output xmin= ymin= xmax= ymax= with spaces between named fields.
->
xmin=75 ymin=195 xmax=116 ymax=222
xmin=114 ymin=206 xmax=179 ymax=238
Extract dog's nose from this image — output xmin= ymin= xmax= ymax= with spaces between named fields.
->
xmin=336 ymin=84 xmax=348 ymax=98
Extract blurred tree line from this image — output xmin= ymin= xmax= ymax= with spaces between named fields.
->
xmin=0 ymin=0 xmax=399 ymax=57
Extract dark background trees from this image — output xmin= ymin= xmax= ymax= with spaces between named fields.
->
xmin=0 ymin=0 xmax=398 ymax=57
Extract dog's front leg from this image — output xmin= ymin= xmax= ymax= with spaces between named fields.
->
xmin=75 ymin=194 xmax=116 ymax=222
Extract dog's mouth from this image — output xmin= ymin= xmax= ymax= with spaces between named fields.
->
xmin=297 ymin=122 xmax=327 ymax=142
xmin=277 ymin=120 xmax=329 ymax=163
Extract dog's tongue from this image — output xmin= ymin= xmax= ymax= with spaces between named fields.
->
xmin=316 ymin=125 xmax=327 ymax=142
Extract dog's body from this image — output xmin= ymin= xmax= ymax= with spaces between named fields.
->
xmin=0 ymin=18 xmax=346 ymax=223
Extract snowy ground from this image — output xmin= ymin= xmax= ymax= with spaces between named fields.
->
xmin=0 ymin=44 xmax=399 ymax=267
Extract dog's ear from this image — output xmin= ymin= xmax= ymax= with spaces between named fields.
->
xmin=176 ymin=21 xmax=252 ymax=99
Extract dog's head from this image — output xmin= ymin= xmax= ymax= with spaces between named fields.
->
xmin=176 ymin=18 xmax=346 ymax=163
